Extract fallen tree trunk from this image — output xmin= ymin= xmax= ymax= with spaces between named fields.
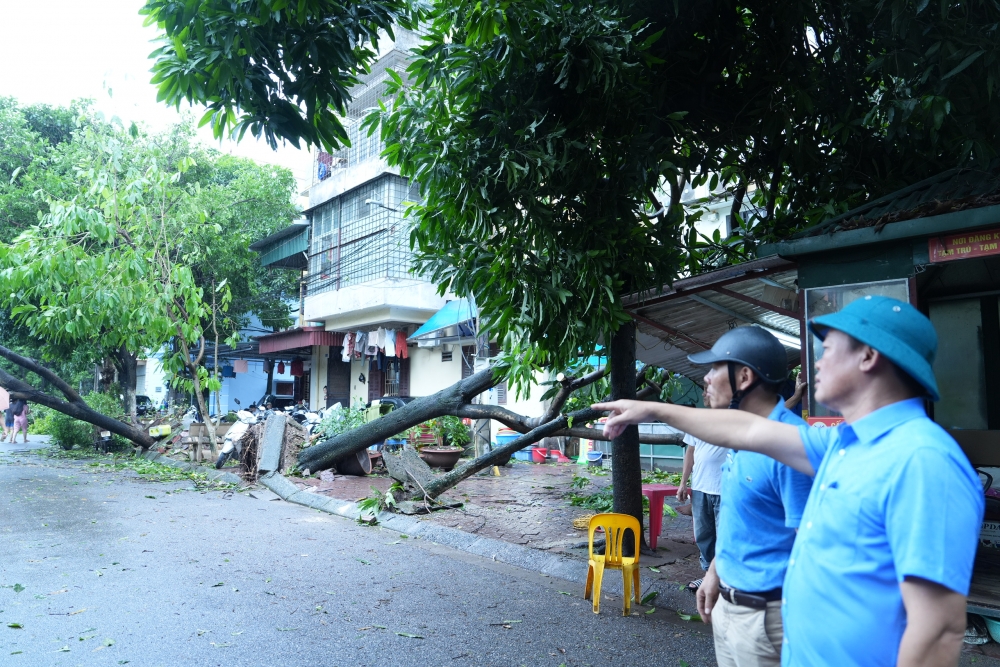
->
xmin=0 ymin=345 xmax=156 ymax=450
xmin=298 ymin=367 xmax=502 ymax=472
xmin=299 ymin=366 xmax=681 ymax=472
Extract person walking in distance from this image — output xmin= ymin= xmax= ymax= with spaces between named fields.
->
xmin=10 ymin=399 xmax=28 ymax=444
xmin=683 ymin=327 xmax=812 ymax=667
xmin=596 ymin=297 xmax=983 ymax=667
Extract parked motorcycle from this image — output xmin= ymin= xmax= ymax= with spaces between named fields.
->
xmin=214 ymin=409 xmax=258 ymax=469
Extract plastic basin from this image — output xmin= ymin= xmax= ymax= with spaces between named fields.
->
xmin=984 ymin=616 xmax=1000 ymax=642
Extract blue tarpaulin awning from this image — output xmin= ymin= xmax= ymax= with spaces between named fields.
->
xmin=409 ymin=299 xmax=477 ymax=345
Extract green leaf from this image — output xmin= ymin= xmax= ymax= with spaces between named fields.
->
xmin=942 ymin=50 xmax=985 ymax=80
xmin=395 ymin=632 xmax=424 ymax=639
xmin=677 ymin=610 xmax=702 ymax=622
xmin=641 ymin=591 xmax=658 ymax=604
xmin=7 ymin=623 xmax=23 ymax=629
xmin=12 ymin=584 xmax=24 ymax=593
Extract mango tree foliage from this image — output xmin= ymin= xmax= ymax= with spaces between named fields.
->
xmin=0 ymin=119 xmax=228 ymax=448
xmin=140 ymin=0 xmax=420 ymax=151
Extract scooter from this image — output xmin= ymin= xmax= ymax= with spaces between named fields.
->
xmin=214 ymin=409 xmax=258 ymax=469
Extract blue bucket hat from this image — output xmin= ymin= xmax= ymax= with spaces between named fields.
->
xmin=808 ymin=296 xmax=940 ymax=401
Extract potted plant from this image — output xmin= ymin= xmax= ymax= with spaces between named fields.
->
xmin=418 ymin=416 xmax=469 ymax=470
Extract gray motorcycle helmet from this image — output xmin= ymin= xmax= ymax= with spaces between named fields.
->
xmin=687 ymin=326 xmax=789 ymax=409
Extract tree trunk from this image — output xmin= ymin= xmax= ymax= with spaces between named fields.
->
xmin=297 ymin=363 xmax=679 ymax=474
xmin=113 ymin=344 xmax=139 ymax=422
xmin=609 ymin=320 xmax=646 ymax=550
xmin=0 ymin=345 xmax=156 ymax=450
xmin=178 ymin=337 xmax=218 ymax=456
xmin=298 ymin=368 xmax=501 ymax=472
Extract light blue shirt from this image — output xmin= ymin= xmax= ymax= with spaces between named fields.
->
xmin=715 ymin=400 xmax=812 ymax=592
xmin=782 ymin=398 xmax=984 ymax=667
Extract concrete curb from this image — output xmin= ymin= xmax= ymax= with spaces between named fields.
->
xmin=139 ymin=450 xmax=243 ymax=486
xmin=257 ymin=471 xmax=697 ymax=614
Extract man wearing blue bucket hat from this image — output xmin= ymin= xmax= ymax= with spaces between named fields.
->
xmin=595 ymin=296 xmax=984 ymax=667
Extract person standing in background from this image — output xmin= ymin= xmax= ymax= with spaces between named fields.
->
xmin=10 ymin=399 xmax=28 ymax=443
xmin=677 ymin=408 xmax=727 ymax=590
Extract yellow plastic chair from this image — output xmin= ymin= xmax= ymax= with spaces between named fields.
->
xmin=584 ymin=513 xmax=641 ymax=616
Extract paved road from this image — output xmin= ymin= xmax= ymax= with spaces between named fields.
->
xmin=0 ymin=448 xmax=717 ymax=667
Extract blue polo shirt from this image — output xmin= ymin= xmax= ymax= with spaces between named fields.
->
xmin=715 ymin=400 xmax=812 ymax=592
xmin=782 ymin=398 xmax=984 ymax=667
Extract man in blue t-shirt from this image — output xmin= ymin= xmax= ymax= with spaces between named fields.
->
xmin=596 ymin=297 xmax=983 ymax=667
xmin=684 ymin=327 xmax=813 ymax=667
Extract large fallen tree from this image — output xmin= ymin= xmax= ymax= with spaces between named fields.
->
xmin=298 ymin=357 xmax=682 ymax=501
xmin=0 ymin=345 xmax=157 ymax=450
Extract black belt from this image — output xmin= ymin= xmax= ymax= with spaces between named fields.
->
xmin=719 ymin=585 xmax=782 ymax=609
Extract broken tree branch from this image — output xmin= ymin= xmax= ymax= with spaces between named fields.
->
xmin=532 ymin=367 xmax=608 ymax=427
xmin=0 ymin=345 xmax=82 ymax=403
xmin=454 ymin=403 xmax=682 ymax=444
xmin=298 ymin=364 xmax=676 ymax=475
xmin=0 ymin=349 xmax=155 ymax=450
xmin=419 ymin=406 xmax=608 ymax=500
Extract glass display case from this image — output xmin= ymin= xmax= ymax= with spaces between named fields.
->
xmin=803 ymin=279 xmax=910 ymax=417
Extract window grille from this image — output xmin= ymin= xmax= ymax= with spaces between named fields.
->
xmin=306 ymin=174 xmax=420 ymax=296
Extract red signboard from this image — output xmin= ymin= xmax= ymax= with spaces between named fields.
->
xmin=929 ymin=228 xmax=1000 ymax=263
xmin=807 ymin=417 xmax=844 ymax=428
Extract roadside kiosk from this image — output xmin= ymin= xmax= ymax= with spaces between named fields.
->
xmin=761 ymin=166 xmax=1000 ymax=617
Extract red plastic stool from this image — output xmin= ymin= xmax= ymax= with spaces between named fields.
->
xmin=641 ymin=484 xmax=679 ymax=551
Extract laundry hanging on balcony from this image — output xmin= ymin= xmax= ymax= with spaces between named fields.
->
xmin=384 ymin=328 xmax=396 ymax=357
xmin=290 ymin=360 xmax=304 ymax=376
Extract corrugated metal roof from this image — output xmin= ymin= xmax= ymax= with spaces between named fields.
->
xmin=796 ymin=166 xmax=1000 ymax=238
xmin=626 ymin=257 xmax=801 ymax=384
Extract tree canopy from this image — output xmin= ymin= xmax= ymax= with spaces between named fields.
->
xmin=141 ymin=0 xmax=419 ymax=150
xmin=0 ymin=100 xmax=300 ymax=431
xmin=144 ymin=0 xmax=1000 ymax=379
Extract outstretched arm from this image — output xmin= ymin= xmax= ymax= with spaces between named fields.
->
xmin=593 ymin=400 xmax=814 ymax=475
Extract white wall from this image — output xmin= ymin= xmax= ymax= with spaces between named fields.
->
xmin=213 ymin=360 xmax=297 ymax=414
xmin=137 ymin=353 xmax=168 ymax=402
xmin=409 ymin=346 xmax=463 ymax=397
xmin=305 ymin=278 xmax=449 ymax=329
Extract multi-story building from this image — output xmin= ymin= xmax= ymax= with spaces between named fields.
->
xmin=252 ymin=30 xmax=530 ymax=421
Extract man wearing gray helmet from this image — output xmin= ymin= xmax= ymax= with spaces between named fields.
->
xmin=683 ymin=326 xmax=813 ymax=667
xmin=596 ymin=297 xmax=983 ymax=667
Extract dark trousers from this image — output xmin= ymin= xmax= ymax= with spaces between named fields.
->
xmin=691 ymin=490 xmax=721 ymax=571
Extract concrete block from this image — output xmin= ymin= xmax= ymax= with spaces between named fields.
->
xmin=257 ymin=414 xmax=287 ymax=473
xmin=289 ymin=492 xmax=334 ymax=512
xmin=259 ymin=471 xmax=301 ymax=499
